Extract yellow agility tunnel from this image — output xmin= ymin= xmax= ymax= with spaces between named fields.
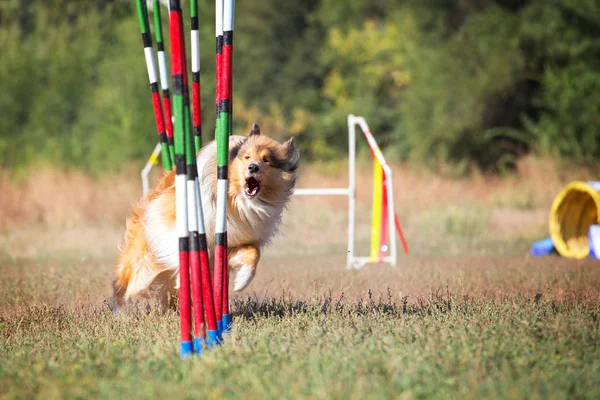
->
xmin=549 ymin=181 xmax=600 ymax=259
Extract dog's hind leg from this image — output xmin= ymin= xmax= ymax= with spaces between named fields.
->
xmin=228 ymin=245 xmax=260 ymax=292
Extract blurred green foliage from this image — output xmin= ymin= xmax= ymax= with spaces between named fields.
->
xmin=0 ymin=0 xmax=599 ymax=174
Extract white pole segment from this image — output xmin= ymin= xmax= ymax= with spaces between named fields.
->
xmin=215 ymin=0 xmax=223 ymax=36
xmin=144 ymin=47 xmax=158 ymax=84
xmin=215 ymin=179 xmax=228 ymax=233
xmin=157 ymin=51 xmax=170 ymax=90
xmin=187 ymin=180 xmax=199 ymax=232
xmin=223 ymin=0 xmax=233 ymax=31
xmin=175 ymin=174 xmax=189 ymax=237
xmin=191 ymin=30 xmax=200 ymax=73
xmin=194 ymin=179 xmax=206 ymax=234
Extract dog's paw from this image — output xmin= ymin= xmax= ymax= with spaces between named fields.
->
xmin=107 ymin=296 xmax=120 ymax=315
xmin=173 ymin=272 xmax=180 ymax=289
xmin=233 ymin=264 xmax=255 ymax=292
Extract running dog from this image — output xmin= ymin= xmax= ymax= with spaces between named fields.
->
xmin=111 ymin=124 xmax=299 ymax=312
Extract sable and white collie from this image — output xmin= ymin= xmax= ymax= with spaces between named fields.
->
xmin=111 ymin=124 xmax=299 ymax=312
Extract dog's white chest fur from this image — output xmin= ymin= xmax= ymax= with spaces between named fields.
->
xmin=143 ymin=139 xmax=285 ymax=275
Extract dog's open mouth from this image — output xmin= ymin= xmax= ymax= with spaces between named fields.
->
xmin=244 ymin=177 xmax=261 ymax=198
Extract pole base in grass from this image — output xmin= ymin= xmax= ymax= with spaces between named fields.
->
xmin=222 ymin=314 xmax=231 ymax=333
xmin=181 ymin=341 xmax=194 ymax=359
xmin=207 ymin=330 xmax=219 ymax=347
xmin=194 ymin=337 xmax=203 ymax=355
xmin=217 ymin=320 xmax=223 ymax=340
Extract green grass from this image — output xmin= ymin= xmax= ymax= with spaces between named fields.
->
xmin=1 ymin=289 xmax=598 ymax=399
xmin=1 ymin=199 xmax=599 ymax=399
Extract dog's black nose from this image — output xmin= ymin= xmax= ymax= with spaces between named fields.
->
xmin=248 ymin=163 xmax=259 ymax=173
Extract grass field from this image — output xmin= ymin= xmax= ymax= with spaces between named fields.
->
xmin=1 ymin=160 xmax=599 ymax=399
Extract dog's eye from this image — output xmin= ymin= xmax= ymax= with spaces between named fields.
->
xmin=244 ymin=155 xmax=250 ymax=160
xmin=262 ymin=156 xmax=269 ymax=163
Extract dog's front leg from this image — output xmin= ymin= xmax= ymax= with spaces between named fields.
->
xmin=228 ymin=245 xmax=260 ymax=292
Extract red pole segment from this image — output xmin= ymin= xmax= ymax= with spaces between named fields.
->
xmin=379 ymin=173 xmax=389 ymax=262
xmin=199 ymin=238 xmax=219 ymax=345
xmin=222 ymin=235 xmax=230 ymax=331
xmin=189 ymin=243 xmax=205 ymax=350
xmin=163 ymin=95 xmax=175 ymax=160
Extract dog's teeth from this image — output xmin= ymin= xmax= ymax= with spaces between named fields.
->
xmin=233 ymin=264 xmax=255 ymax=292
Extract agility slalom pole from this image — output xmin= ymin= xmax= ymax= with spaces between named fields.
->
xmin=173 ymin=2 xmax=213 ymax=353
xmin=135 ymin=0 xmax=172 ymax=172
xmin=221 ymin=0 xmax=234 ymax=334
xmin=189 ymin=0 xmax=219 ymax=347
xmin=168 ymin=0 xmax=193 ymax=358
xmin=213 ymin=0 xmax=226 ymax=338
xmin=152 ymin=0 xmax=175 ymax=164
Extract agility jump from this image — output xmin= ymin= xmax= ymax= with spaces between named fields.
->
xmin=294 ymin=114 xmax=409 ymax=269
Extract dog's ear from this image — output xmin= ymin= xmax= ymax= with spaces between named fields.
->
xmin=229 ymin=136 xmax=246 ymax=160
xmin=249 ymin=123 xmax=261 ymax=137
xmin=280 ymin=137 xmax=299 ymax=172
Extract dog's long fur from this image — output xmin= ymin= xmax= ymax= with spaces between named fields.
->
xmin=111 ymin=124 xmax=299 ymax=312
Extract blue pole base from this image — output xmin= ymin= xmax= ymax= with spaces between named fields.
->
xmin=207 ymin=330 xmax=219 ymax=348
xmin=180 ymin=341 xmax=194 ymax=359
xmin=222 ymin=314 xmax=231 ymax=333
xmin=194 ymin=337 xmax=203 ymax=355
xmin=217 ymin=320 xmax=223 ymax=340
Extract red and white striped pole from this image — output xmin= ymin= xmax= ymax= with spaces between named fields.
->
xmin=221 ymin=0 xmax=234 ymax=334
xmin=213 ymin=0 xmax=225 ymax=339
xmin=190 ymin=0 xmax=219 ymax=347
xmin=168 ymin=0 xmax=193 ymax=358
xmin=174 ymin=2 xmax=212 ymax=354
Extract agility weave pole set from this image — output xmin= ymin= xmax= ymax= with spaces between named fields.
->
xmin=134 ymin=0 xmax=234 ymax=358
